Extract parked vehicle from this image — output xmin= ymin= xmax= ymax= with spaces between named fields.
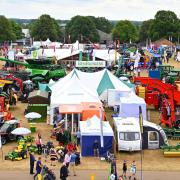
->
xmin=0 ymin=120 xmax=22 ymax=145
xmin=113 ymin=117 xmax=168 ymax=151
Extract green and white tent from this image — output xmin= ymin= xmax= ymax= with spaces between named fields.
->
xmin=50 ymin=68 xmax=131 ymax=106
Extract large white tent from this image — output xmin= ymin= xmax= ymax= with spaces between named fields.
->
xmin=93 ymin=49 xmax=120 ymax=63
xmin=35 ymin=47 xmax=120 ymax=63
xmin=50 ymin=75 xmax=100 ymax=124
xmin=51 ymin=75 xmax=100 ymax=108
xmin=50 ymin=68 xmax=131 ymax=103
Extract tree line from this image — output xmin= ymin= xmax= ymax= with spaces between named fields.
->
xmin=0 ymin=10 xmax=180 ymax=44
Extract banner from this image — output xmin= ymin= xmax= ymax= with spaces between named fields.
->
xmin=139 ymin=106 xmax=143 ymax=133
xmin=76 ymin=61 xmax=105 ymax=67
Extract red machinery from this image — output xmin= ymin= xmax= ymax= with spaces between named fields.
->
xmin=134 ymin=77 xmax=180 ymax=127
xmin=0 ymin=97 xmax=5 ymax=112
xmin=2 ymin=74 xmax=23 ymax=92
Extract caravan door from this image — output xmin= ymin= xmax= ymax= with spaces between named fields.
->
xmin=148 ymin=131 xmax=159 ymax=149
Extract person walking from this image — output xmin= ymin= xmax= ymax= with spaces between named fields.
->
xmin=64 ymin=151 xmax=71 ymax=169
xmin=129 ymin=160 xmax=136 ymax=180
xmin=36 ymin=132 xmax=42 ymax=155
xmin=29 ymin=152 xmax=35 ymax=174
xmin=69 ymin=151 xmax=77 ymax=176
xmin=34 ymin=157 xmax=43 ymax=180
xmin=76 ymin=130 xmax=81 ymax=146
xmin=122 ymin=160 xmax=127 ymax=179
xmin=60 ymin=162 xmax=68 ymax=180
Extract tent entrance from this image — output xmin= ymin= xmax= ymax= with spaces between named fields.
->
xmin=148 ymin=131 xmax=159 ymax=149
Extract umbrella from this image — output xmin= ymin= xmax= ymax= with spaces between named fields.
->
xmin=25 ymin=112 xmax=41 ymax=119
xmin=11 ymin=127 xmax=31 ymax=135
xmin=7 ymin=120 xmax=19 ymax=124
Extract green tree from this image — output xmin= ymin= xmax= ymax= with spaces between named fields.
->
xmin=9 ymin=20 xmax=24 ymax=39
xmin=30 ymin=14 xmax=61 ymax=41
xmin=150 ymin=10 xmax=180 ymax=41
xmin=0 ymin=16 xmax=15 ymax=42
xmin=66 ymin=15 xmax=100 ymax=43
xmin=139 ymin=19 xmax=154 ymax=42
xmin=112 ymin=20 xmax=138 ymax=43
xmin=88 ymin=16 xmax=113 ymax=33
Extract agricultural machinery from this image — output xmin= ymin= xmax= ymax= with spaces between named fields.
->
xmin=134 ymin=77 xmax=180 ymax=128
xmin=0 ymin=57 xmax=66 ymax=81
xmin=0 ymin=120 xmax=22 ymax=145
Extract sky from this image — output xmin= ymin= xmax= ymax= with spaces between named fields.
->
xmin=0 ymin=0 xmax=180 ymax=21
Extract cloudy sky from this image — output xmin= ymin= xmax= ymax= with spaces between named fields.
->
xmin=0 ymin=0 xmax=180 ymax=21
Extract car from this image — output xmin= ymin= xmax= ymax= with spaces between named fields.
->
xmin=0 ymin=120 xmax=23 ymax=145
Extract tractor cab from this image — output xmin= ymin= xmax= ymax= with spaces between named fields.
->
xmin=0 ymin=120 xmax=21 ymax=145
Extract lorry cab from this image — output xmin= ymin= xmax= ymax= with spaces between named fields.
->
xmin=113 ymin=117 xmax=141 ymax=151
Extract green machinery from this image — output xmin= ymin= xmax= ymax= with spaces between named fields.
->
xmin=163 ymin=128 xmax=180 ymax=139
xmin=166 ymin=68 xmax=180 ymax=84
xmin=156 ymin=65 xmax=180 ymax=83
xmin=0 ymin=58 xmax=66 ymax=80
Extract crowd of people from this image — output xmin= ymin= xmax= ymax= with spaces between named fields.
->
xmin=28 ymin=127 xmax=80 ymax=180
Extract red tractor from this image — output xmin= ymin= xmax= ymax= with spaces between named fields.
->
xmin=134 ymin=77 xmax=180 ymax=128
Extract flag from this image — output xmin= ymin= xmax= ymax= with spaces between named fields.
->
xmin=100 ymin=107 xmax=104 ymax=148
xmin=139 ymin=106 xmax=143 ymax=133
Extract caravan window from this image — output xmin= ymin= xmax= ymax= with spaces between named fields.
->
xmin=119 ymin=132 xmax=140 ymax=141
xmin=119 ymin=132 xmax=124 ymax=140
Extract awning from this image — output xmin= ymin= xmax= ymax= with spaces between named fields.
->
xmin=59 ymin=104 xmax=83 ymax=114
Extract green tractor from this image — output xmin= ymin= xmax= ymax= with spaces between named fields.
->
xmin=0 ymin=58 xmax=66 ymax=81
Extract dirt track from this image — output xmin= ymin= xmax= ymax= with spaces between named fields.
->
xmin=0 ymin=170 xmax=180 ymax=180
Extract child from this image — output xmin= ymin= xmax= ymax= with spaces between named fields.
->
xmin=122 ymin=160 xmax=127 ymax=179
xmin=129 ymin=160 xmax=136 ymax=180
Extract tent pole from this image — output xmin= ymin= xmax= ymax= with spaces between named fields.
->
xmin=65 ymin=114 xmax=68 ymax=130
xmin=71 ymin=113 xmax=74 ymax=134
xmin=78 ymin=113 xmax=80 ymax=131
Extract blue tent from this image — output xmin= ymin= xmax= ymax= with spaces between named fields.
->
xmin=80 ymin=115 xmax=114 ymax=157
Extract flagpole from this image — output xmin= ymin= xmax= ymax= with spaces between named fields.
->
xmin=99 ymin=107 xmax=104 ymax=157
xmin=139 ymin=106 xmax=143 ymax=180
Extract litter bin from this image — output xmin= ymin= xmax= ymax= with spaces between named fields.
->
xmin=30 ymin=123 xmax=36 ymax=133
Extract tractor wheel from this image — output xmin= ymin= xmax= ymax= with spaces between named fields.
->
xmin=1 ymin=136 xmax=7 ymax=145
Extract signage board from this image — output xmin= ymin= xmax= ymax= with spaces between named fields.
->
xmin=76 ymin=61 xmax=105 ymax=67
